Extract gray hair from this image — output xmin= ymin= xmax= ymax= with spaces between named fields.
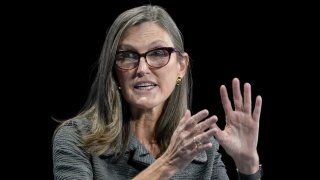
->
xmin=75 ymin=5 xmax=193 ymax=157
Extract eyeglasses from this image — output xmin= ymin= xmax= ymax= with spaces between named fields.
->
xmin=115 ymin=47 xmax=179 ymax=70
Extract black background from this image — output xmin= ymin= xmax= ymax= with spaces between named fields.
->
xmin=4 ymin=0 xmax=317 ymax=179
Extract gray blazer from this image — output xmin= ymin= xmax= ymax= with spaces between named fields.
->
xmin=52 ymin=118 xmax=229 ymax=180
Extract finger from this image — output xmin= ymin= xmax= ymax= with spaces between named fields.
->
xmin=191 ymin=129 xmax=215 ymax=151
xmin=220 ymin=85 xmax=233 ymax=114
xmin=211 ymin=123 xmax=224 ymax=144
xmin=206 ymin=116 xmax=223 ymax=141
xmin=232 ymin=77 xmax=243 ymax=111
xmin=196 ymin=115 xmax=218 ymax=134
xmin=183 ymin=109 xmax=191 ymax=124
xmin=189 ymin=109 xmax=209 ymax=127
xmin=193 ymin=122 xmax=217 ymax=151
xmin=243 ymin=82 xmax=252 ymax=114
xmin=176 ymin=109 xmax=191 ymax=133
xmin=252 ymin=95 xmax=262 ymax=122
xmin=193 ymin=141 xmax=213 ymax=152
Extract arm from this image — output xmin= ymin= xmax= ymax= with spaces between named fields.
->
xmin=52 ymin=121 xmax=93 ymax=180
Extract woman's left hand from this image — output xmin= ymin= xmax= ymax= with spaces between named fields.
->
xmin=212 ymin=78 xmax=262 ymax=174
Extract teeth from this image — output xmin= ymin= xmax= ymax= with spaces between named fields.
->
xmin=137 ymin=83 xmax=154 ymax=87
xmin=135 ymin=82 xmax=156 ymax=89
xmin=136 ymin=86 xmax=155 ymax=90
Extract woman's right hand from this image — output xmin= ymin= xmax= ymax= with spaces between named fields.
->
xmin=133 ymin=109 xmax=218 ymax=179
xmin=161 ymin=109 xmax=218 ymax=173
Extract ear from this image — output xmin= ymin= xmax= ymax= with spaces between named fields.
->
xmin=178 ymin=52 xmax=189 ymax=78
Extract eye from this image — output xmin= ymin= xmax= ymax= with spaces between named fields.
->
xmin=148 ymin=49 xmax=169 ymax=57
xmin=116 ymin=51 xmax=138 ymax=60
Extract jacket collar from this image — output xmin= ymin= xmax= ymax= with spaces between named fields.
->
xmin=127 ymin=134 xmax=207 ymax=165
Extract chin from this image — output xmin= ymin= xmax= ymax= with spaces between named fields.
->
xmin=134 ymin=102 xmax=157 ymax=109
xmin=127 ymin=96 xmax=166 ymax=110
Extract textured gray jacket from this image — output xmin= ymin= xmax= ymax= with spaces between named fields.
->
xmin=52 ymin=118 xmax=229 ymax=180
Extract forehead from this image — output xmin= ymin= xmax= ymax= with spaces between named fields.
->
xmin=119 ymin=22 xmax=174 ymax=48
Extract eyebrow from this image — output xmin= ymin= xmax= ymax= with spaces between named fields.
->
xmin=118 ymin=40 xmax=170 ymax=51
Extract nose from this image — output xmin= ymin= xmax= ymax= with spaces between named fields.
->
xmin=136 ymin=56 xmax=150 ymax=76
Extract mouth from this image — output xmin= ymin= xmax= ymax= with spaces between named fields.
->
xmin=134 ymin=82 xmax=157 ymax=90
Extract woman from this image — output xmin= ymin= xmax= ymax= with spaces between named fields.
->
xmin=53 ymin=5 xmax=262 ymax=180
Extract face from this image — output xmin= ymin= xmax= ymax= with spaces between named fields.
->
xmin=115 ymin=22 xmax=188 ymax=112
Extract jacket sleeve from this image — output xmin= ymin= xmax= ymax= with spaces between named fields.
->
xmin=52 ymin=121 xmax=93 ymax=180
xmin=210 ymin=138 xmax=229 ymax=180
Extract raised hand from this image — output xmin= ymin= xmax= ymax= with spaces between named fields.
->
xmin=212 ymin=78 xmax=262 ymax=173
xmin=162 ymin=109 xmax=218 ymax=172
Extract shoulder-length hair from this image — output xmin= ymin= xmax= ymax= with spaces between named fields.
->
xmin=66 ymin=5 xmax=193 ymax=157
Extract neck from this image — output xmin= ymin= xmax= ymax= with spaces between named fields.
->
xmin=130 ymin=110 xmax=162 ymax=157
xmin=130 ymin=107 xmax=162 ymax=143
xmin=129 ymin=105 xmax=164 ymax=157
xmin=131 ymin=119 xmax=160 ymax=157
xmin=130 ymin=117 xmax=157 ymax=144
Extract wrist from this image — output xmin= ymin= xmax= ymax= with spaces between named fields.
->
xmin=133 ymin=157 xmax=176 ymax=180
xmin=237 ymin=164 xmax=263 ymax=180
xmin=234 ymin=152 xmax=260 ymax=174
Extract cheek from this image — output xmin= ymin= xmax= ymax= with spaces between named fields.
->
xmin=115 ymin=70 xmax=127 ymax=85
xmin=118 ymin=76 xmax=130 ymax=88
xmin=159 ymin=71 xmax=178 ymax=92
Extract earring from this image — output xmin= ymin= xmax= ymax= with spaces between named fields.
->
xmin=118 ymin=86 xmax=122 ymax=90
xmin=176 ymin=76 xmax=182 ymax=86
